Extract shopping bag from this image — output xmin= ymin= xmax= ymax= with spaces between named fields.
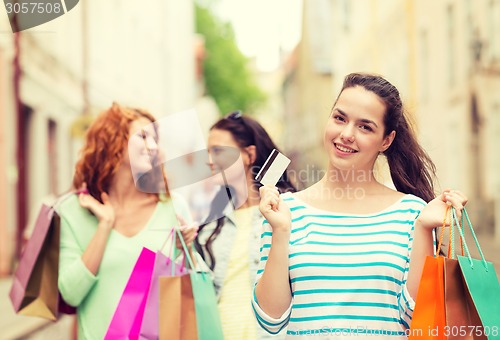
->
xmin=139 ymin=248 xmax=188 ymax=339
xmin=190 ymin=270 xmax=224 ymax=340
xmin=9 ymin=191 xmax=81 ymax=320
xmin=453 ymin=208 xmax=500 ymax=339
xmin=159 ymin=228 xmax=223 ymax=340
xmin=104 ymin=247 xmax=156 ymax=340
xmin=9 ymin=204 xmax=60 ymax=320
xmin=158 ymin=229 xmax=198 ymax=340
xmin=409 ymin=207 xmax=452 ymax=339
xmin=159 ymin=274 xmax=198 ymax=340
xmin=442 ymin=211 xmax=485 ymax=340
xmin=409 ymin=256 xmax=446 ymax=339
xmin=444 ymin=258 xmax=485 ymax=340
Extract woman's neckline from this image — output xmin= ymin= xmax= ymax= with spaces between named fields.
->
xmin=284 ymin=191 xmax=411 ymax=217
xmin=111 ymin=200 xmax=161 ymax=239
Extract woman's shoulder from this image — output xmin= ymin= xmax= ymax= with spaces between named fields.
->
xmin=55 ymin=193 xmax=98 ymax=232
xmin=279 ymin=191 xmax=300 ymax=205
xmin=55 ymin=193 xmax=84 ymax=216
xmin=397 ymin=193 xmax=427 ymax=208
xmin=280 ymin=187 xmax=317 ymax=205
xmin=367 ymin=190 xmax=427 ymax=213
xmin=279 ymin=190 xmax=317 ymax=216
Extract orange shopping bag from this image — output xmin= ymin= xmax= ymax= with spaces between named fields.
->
xmin=409 ymin=256 xmax=446 ymax=339
xmin=409 ymin=206 xmax=451 ymax=340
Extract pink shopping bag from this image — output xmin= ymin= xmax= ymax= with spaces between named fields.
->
xmin=10 ymin=201 xmax=76 ymax=320
xmin=104 ymin=247 xmax=156 ymax=340
xmin=9 ymin=204 xmax=60 ymax=320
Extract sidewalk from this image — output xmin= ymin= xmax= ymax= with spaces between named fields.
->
xmin=0 ymin=232 xmax=498 ymax=339
xmin=0 ymin=278 xmax=74 ymax=339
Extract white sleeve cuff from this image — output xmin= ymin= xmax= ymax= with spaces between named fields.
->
xmin=252 ymin=288 xmax=292 ymax=334
xmin=401 ymin=283 xmax=415 ymax=312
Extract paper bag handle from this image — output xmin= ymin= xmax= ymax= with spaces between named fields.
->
xmin=451 ymin=207 xmax=488 ymax=270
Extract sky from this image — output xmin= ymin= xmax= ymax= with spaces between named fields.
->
xmin=213 ymin=0 xmax=303 ymax=71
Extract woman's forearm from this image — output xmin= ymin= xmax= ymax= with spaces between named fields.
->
xmin=81 ymin=221 xmax=113 ymax=275
xmin=255 ymin=231 xmax=292 ymax=318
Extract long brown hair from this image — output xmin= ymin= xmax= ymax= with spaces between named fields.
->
xmin=194 ymin=112 xmax=297 ymax=270
xmin=337 ymin=73 xmax=436 ymax=202
xmin=73 ymin=102 xmax=169 ymax=202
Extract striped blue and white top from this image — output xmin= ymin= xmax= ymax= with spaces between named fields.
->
xmin=252 ymin=192 xmax=427 ymax=339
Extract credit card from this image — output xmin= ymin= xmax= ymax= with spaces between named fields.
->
xmin=255 ymin=149 xmax=291 ymax=187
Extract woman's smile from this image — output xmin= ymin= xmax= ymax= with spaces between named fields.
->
xmin=333 ymin=142 xmax=358 ymax=155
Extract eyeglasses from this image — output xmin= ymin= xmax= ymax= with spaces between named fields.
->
xmin=226 ymin=110 xmax=243 ymax=120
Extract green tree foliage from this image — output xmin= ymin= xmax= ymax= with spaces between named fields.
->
xmin=195 ymin=4 xmax=267 ymax=116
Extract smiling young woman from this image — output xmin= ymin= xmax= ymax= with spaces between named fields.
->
xmin=253 ymin=73 xmax=468 ymax=339
xmin=57 ymin=103 xmax=191 ymax=339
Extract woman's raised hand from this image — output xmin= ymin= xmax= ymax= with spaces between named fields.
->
xmin=259 ymin=186 xmax=291 ymax=234
xmin=416 ymin=189 xmax=468 ymax=229
xmin=175 ymin=214 xmax=198 ymax=250
xmin=77 ymin=183 xmax=115 ymax=229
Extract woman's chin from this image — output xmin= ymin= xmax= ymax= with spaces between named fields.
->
xmin=328 ymin=158 xmax=356 ymax=171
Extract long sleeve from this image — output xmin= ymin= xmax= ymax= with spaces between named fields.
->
xmin=56 ymin=195 xmax=187 ymax=339
xmin=251 ymin=219 xmax=292 ymax=335
xmin=251 ymin=192 xmax=427 ymax=338
xmin=397 ymin=210 xmax=427 ymax=330
xmin=397 ymin=253 xmax=415 ymax=330
xmin=58 ymin=212 xmax=98 ymax=307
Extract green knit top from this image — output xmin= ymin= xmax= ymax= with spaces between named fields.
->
xmin=57 ymin=194 xmax=191 ymax=340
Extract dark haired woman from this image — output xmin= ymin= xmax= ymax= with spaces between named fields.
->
xmin=194 ymin=111 xmax=296 ymax=339
xmin=254 ymin=73 xmax=468 ymax=338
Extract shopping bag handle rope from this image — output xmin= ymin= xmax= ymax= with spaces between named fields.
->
xmin=449 ymin=206 xmax=454 ymax=258
xmin=436 ymin=205 xmax=450 ymax=258
xmin=437 ymin=205 xmax=466 ymax=260
xmin=173 ymin=228 xmax=208 ymax=280
xmin=451 ymin=207 xmax=488 ymax=270
xmin=170 ymin=230 xmax=190 ymax=276
xmin=447 ymin=207 xmax=465 ymax=259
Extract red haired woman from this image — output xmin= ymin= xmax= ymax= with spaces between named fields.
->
xmin=57 ymin=103 xmax=194 ymax=339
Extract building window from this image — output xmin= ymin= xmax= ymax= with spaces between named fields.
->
xmin=447 ymin=4 xmax=456 ymax=87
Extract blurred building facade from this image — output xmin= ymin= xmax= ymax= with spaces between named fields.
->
xmin=0 ymin=20 xmax=16 ymax=276
xmin=0 ymin=0 xmax=201 ymax=276
xmin=282 ymin=0 xmax=334 ymax=189
xmin=282 ymin=0 xmax=500 ymax=240
xmin=412 ymin=0 xmax=500 ymax=239
xmin=251 ymin=58 xmax=287 ymax=151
